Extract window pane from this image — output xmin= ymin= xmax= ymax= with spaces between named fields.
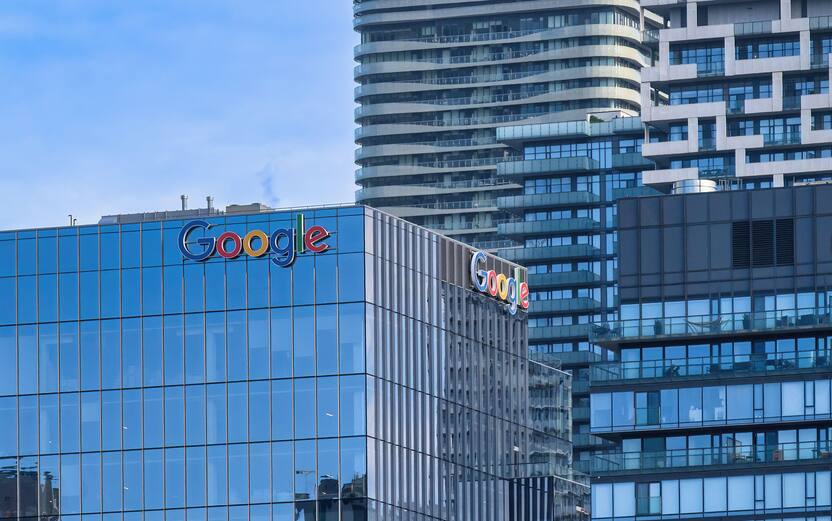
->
xmin=339 ymin=304 xmax=364 ymax=374
xmin=340 ymin=375 xmax=365 ymax=437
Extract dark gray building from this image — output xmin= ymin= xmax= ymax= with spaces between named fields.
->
xmin=587 ymin=185 xmax=832 ymax=520
xmin=353 ymin=0 xmax=661 ymax=247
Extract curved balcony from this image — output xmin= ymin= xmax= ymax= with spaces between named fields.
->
xmin=355 ymin=158 xmax=502 ymax=182
xmin=497 ymin=192 xmax=601 ymax=211
xmin=528 ymin=270 xmax=602 ymax=289
xmin=355 ymin=138 xmax=500 ymax=161
xmin=356 ymin=179 xmax=518 ymax=202
xmin=497 ymin=244 xmax=602 ymax=263
xmin=355 ymin=112 xmax=560 ymax=140
xmin=497 ymin=156 xmax=602 ymax=177
xmin=591 ymin=442 xmax=832 ymax=475
xmin=529 ymin=297 xmax=602 ymax=315
xmin=498 ymin=217 xmax=601 ymax=237
xmin=377 ymin=199 xmax=498 ymax=218
xmin=530 ymin=324 xmax=591 ymax=341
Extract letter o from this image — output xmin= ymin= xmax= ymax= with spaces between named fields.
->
xmin=243 ymin=230 xmax=270 ymax=257
xmin=487 ymin=271 xmax=499 ymax=297
xmin=216 ymin=232 xmax=243 ymax=259
xmin=497 ymin=274 xmax=509 ymax=301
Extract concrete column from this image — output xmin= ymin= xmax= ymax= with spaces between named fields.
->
xmin=724 ymin=36 xmax=736 ymax=76
xmin=716 ymin=115 xmax=728 ymax=150
xmin=689 ymin=117 xmax=700 ymax=153
xmin=773 ymin=174 xmax=785 ymax=187
xmin=800 ymin=30 xmax=811 ymax=69
xmin=772 ymin=72 xmax=784 ymax=112
xmin=780 ymin=0 xmax=791 ymax=21
xmin=734 ymin=148 xmax=746 ymax=177
xmin=687 ymin=2 xmax=699 ymax=28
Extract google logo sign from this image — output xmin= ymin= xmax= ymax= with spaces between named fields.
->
xmin=179 ymin=214 xmax=330 ymax=267
xmin=470 ymin=251 xmax=529 ymax=315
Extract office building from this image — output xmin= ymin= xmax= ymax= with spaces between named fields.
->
xmin=588 ymin=185 xmax=832 ymax=520
xmin=640 ymin=0 xmax=832 ymax=191
xmin=353 ymin=0 xmax=661 ymax=246
xmin=492 ymin=113 xmax=657 ymax=466
xmin=0 ymin=202 xmax=584 ymax=521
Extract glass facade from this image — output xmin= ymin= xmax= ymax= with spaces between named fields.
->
xmin=0 ymin=204 xmax=583 ymax=521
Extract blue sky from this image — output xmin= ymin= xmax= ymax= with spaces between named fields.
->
xmin=0 ymin=1 xmax=358 ymax=229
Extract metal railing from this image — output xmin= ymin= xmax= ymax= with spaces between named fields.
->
xmin=810 ymin=15 xmax=832 ymax=30
xmin=405 ymin=200 xmax=498 ymax=210
xmin=404 ymin=112 xmax=547 ymax=128
xmin=590 ymin=307 xmax=832 ymax=342
xmin=763 ymin=131 xmax=801 ymax=146
xmin=734 ymin=20 xmax=772 ymax=36
xmin=811 ymin=54 xmax=830 ymax=69
xmin=592 ymin=441 xmax=832 ymax=473
xmin=591 ymin=350 xmax=832 ymax=382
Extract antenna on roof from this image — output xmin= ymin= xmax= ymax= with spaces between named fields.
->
xmin=181 ymin=195 xmax=188 ymax=211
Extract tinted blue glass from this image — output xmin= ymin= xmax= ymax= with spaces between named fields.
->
xmin=248 ymin=260 xmax=269 ymax=309
xmin=340 ymin=437 xmax=366 ymax=499
xmin=164 ymin=265 xmax=184 ymax=314
xmin=0 ymin=397 xmax=16 ymax=456
xmin=185 ymin=263 xmax=205 ymax=313
xmin=165 ymin=386 xmax=185 ymax=446
xmin=101 ymin=319 xmax=120 ymax=389
xmin=19 ymin=456 xmax=37 ymax=514
xmin=123 ymin=389 xmax=142 ymax=449
xmin=60 ymin=322 xmax=80 ymax=391
xmin=80 ymin=321 xmax=100 ymax=391
xmin=143 ymin=316 xmax=164 ymax=386
xmin=123 ymin=450 xmax=143 ymax=510
xmin=18 ymin=238 xmax=36 ymax=275
xmin=338 ymin=254 xmax=364 ymax=303
xmin=249 ymin=309 xmax=269 ymax=380
xmin=295 ymin=440 xmax=316 ymax=500
xmin=337 ymin=215 xmax=364 ymax=253
xmin=59 ymin=272 xmax=79 ymax=321
xmin=17 ymin=275 xmax=36 ymax=323
xmin=272 ymin=441 xmax=293 ymax=502
xmin=39 ymin=393 xmax=59 ymax=453
xmin=228 ymin=382 xmax=247 ymax=443
xmin=249 ymin=380 xmax=269 ymax=442
xmin=100 ymin=233 xmax=119 ymax=270
xmin=228 ymin=444 xmax=248 ymax=505
xmin=270 ymin=262 xmax=292 ymax=307
xmin=142 ymin=228 xmax=162 ymax=267
xmin=122 ymin=268 xmax=141 ymax=316
xmin=165 ymin=315 xmax=185 ymax=385
xmin=315 ymin=254 xmax=337 ymax=305
xmin=166 ymin=448 xmax=186 ymax=508
xmin=293 ymin=257 xmax=314 ymax=306
xmin=0 ymin=278 xmax=15 ymax=325
xmin=40 ymin=454 xmax=60 ymax=516
xmin=294 ymin=378 xmax=315 ymax=439
xmin=19 ymin=325 xmax=37 ymax=394
xmin=317 ymin=377 xmax=338 ymax=438
xmin=82 ymin=452 xmax=101 ymax=513
xmin=143 ymin=266 xmax=163 ymax=315
xmin=272 ymin=379 xmax=293 ymax=441
xmin=122 ymin=318 xmax=142 ymax=388
xmin=102 ymin=451 xmax=122 ymax=512
xmin=81 ymin=391 xmax=101 ymax=452
xmin=164 ymin=227 xmax=183 ymax=265
xmin=206 ymin=312 xmax=226 ymax=382
xmin=61 ymin=454 xmax=82 ymax=514
xmin=316 ymin=305 xmax=337 ymax=376
xmin=38 ymin=235 xmax=58 ymax=274
xmin=339 ymin=304 xmax=365 ymax=374
xmin=206 ymin=383 xmax=227 ymax=444
xmin=60 ymin=392 xmax=80 ymax=453
xmin=0 ymin=241 xmax=14 ymax=277
xmin=79 ymin=271 xmax=99 ymax=320
xmin=144 ymin=387 xmax=164 ymax=448
xmin=271 ymin=308 xmax=292 ymax=379
xmin=121 ymin=231 xmax=140 ymax=269
xmin=59 ymin=234 xmax=79 ymax=272
xmin=144 ymin=449 xmax=165 ymax=509
xmin=249 ymin=442 xmax=270 ymax=503
xmin=186 ymin=313 xmax=205 ymax=384
xmin=100 ymin=270 xmax=120 ymax=318
xmin=318 ymin=438 xmax=339 ymax=499
xmin=207 ymin=445 xmax=227 ymax=506
xmin=340 ymin=375 xmax=366 ymax=436
xmin=39 ymin=323 xmax=59 ymax=393
xmin=101 ymin=390 xmax=122 ymax=451
xmin=18 ymin=396 xmax=39 ymax=454
xmin=186 ymin=385 xmax=206 ymax=445
xmin=294 ymin=307 xmax=314 ymax=377
xmin=227 ymin=261 xmax=246 ymax=310
xmin=79 ymin=234 xmax=98 ymax=271
xmin=38 ymin=274 xmax=58 ymax=322
xmin=205 ymin=263 xmax=226 ymax=312
xmin=227 ymin=311 xmax=246 ymax=381
xmin=0 ymin=327 xmax=16 ymax=394
xmin=187 ymin=446 xmax=207 ymax=507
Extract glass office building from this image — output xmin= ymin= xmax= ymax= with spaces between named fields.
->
xmin=587 ymin=185 xmax=832 ymax=521
xmin=0 ymin=203 xmax=584 ymax=521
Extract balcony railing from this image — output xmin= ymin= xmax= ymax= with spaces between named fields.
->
xmin=763 ymin=131 xmax=801 ymax=146
xmin=591 ymin=351 xmax=832 ymax=383
xmin=810 ymin=15 xmax=832 ymax=30
xmin=811 ymin=54 xmax=830 ymax=69
xmin=783 ymin=96 xmax=802 ymax=110
xmin=590 ymin=307 xmax=832 ymax=342
xmin=734 ymin=20 xmax=772 ymax=36
xmin=697 ymin=62 xmax=725 ymax=77
xmin=592 ymin=441 xmax=832 ymax=474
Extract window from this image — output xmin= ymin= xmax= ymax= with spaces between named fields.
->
xmin=637 ymin=483 xmax=661 ymax=514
